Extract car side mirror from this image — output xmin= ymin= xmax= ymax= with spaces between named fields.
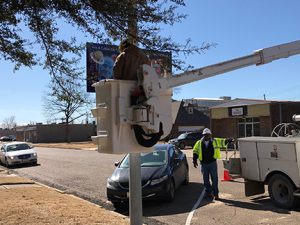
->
xmin=114 ymin=161 xmax=120 ymax=167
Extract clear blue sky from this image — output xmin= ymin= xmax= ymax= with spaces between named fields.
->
xmin=1 ymin=0 xmax=300 ymax=125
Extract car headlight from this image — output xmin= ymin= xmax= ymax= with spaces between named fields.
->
xmin=107 ymin=178 xmax=118 ymax=187
xmin=107 ymin=174 xmax=119 ymax=187
xmin=151 ymin=175 xmax=168 ymax=185
xmin=32 ymin=153 xmax=37 ymax=157
xmin=8 ymin=156 xmax=15 ymax=160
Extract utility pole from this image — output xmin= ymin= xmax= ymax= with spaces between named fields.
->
xmin=128 ymin=1 xmax=143 ymax=225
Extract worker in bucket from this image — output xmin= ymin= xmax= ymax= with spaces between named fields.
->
xmin=193 ymin=128 xmax=233 ymax=200
xmin=113 ymin=39 xmax=163 ymax=147
xmin=113 ymin=39 xmax=151 ymax=104
xmin=113 ymin=39 xmax=150 ymax=80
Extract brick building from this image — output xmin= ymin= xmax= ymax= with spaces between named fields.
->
xmin=167 ymin=97 xmax=230 ymax=139
xmin=0 ymin=128 xmax=16 ymax=138
xmin=16 ymin=124 xmax=96 ymax=143
xmin=210 ymin=99 xmax=300 ymax=139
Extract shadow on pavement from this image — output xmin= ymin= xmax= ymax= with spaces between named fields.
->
xmin=6 ymin=163 xmax=41 ymax=170
xmin=143 ymin=182 xmax=208 ymax=217
xmin=219 ymin=195 xmax=300 ymax=214
xmin=114 ymin=182 xmax=214 ymax=217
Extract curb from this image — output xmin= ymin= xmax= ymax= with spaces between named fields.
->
xmin=0 ymin=165 xmax=128 ymax=222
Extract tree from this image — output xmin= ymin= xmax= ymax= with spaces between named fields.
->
xmin=43 ymin=77 xmax=92 ymax=142
xmin=1 ymin=0 xmax=214 ymax=86
xmin=2 ymin=116 xmax=17 ymax=130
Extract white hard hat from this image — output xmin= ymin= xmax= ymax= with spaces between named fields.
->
xmin=202 ymin=128 xmax=212 ymax=135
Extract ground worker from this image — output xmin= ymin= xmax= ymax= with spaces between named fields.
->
xmin=193 ymin=128 xmax=233 ymax=200
xmin=113 ymin=39 xmax=150 ymax=80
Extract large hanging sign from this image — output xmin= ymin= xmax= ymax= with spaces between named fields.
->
xmin=86 ymin=43 xmax=172 ymax=92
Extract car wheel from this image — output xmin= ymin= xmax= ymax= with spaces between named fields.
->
xmin=166 ymin=179 xmax=175 ymax=202
xmin=179 ymin=142 xmax=185 ymax=149
xmin=268 ymin=174 xmax=296 ymax=209
xmin=112 ymin=202 xmax=126 ymax=210
xmin=183 ymin=165 xmax=189 ymax=185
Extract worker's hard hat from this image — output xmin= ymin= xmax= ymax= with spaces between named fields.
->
xmin=202 ymin=128 xmax=212 ymax=135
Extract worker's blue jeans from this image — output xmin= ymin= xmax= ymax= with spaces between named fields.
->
xmin=201 ymin=160 xmax=219 ymax=196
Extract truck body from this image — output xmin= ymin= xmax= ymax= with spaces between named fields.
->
xmin=239 ymin=136 xmax=300 ymax=187
xmin=91 ymin=40 xmax=300 ymax=208
xmin=92 ymin=40 xmax=300 ymax=154
xmin=237 ymin=136 xmax=300 ymax=208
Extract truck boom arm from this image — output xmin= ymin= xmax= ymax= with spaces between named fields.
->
xmin=92 ymin=40 xmax=300 ymax=154
xmin=167 ymin=40 xmax=300 ymax=89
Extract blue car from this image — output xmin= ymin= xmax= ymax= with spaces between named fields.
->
xmin=107 ymin=144 xmax=189 ymax=207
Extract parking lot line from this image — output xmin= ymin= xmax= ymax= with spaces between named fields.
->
xmin=185 ymin=189 xmax=205 ymax=225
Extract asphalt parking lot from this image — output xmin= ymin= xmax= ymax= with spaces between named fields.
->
xmin=8 ymin=147 xmax=300 ymax=225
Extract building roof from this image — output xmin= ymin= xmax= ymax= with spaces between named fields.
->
xmin=191 ymin=97 xmax=225 ymax=101
xmin=175 ymin=101 xmax=210 ymax=126
xmin=210 ymin=98 xmax=271 ymax=109
xmin=171 ymin=101 xmax=181 ymax=123
xmin=183 ymin=98 xmax=229 ymax=108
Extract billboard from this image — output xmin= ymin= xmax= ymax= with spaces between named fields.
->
xmin=86 ymin=43 xmax=172 ymax=92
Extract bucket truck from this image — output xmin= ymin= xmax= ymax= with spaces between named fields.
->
xmin=91 ymin=40 xmax=300 ymax=208
xmin=91 ymin=40 xmax=300 ymax=154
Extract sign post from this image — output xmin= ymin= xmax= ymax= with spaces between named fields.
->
xmin=128 ymin=4 xmax=143 ymax=224
xmin=129 ymin=152 xmax=143 ymax=225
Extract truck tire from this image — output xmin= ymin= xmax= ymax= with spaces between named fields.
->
xmin=268 ymin=174 xmax=295 ymax=209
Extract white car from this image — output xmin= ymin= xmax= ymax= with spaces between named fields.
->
xmin=0 ymin=142 xmax=37 ymax=167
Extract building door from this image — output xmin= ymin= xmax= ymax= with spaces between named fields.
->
xmin=238 ymin=117 xmax=260 ymax=138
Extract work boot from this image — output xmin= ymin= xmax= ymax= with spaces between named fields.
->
xmin=204 ymin=192 xmax=213 ymax=199
xmin=214 ymin=194 xmax=220 ymax=200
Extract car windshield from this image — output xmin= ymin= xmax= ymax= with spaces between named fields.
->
xmin=178 ymin=133 xmax=187 ymax=139
xmin=6 ymin=144 xmax=31 ymax=152
xmin=119 ymin=149 xmax=168 ymax=168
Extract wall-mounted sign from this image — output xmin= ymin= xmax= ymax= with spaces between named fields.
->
xmin=86 ymin=43 xmax=172 ymax=92
xmin=229 ymin=106 xmax=247 ymax=117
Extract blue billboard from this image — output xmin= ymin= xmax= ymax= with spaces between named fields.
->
xmin=86 ymin=43 xmax=172 ymax=92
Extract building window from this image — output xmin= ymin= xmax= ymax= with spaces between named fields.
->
xmin=238 ymin=117 xmax=260 ymax=137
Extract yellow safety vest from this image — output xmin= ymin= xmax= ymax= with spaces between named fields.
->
xmin=193 ymin=138 xmax=227 ymax=161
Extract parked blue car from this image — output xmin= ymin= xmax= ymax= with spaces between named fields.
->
xmin=107 ymin=144 xmax=189 ymax=208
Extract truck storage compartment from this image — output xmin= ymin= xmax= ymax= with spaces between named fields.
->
xmin=238 ymin=139 xmax=261 ymax=181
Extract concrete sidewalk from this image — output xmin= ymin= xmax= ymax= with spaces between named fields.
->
xmin=0 ymin=167 xmax=129 ymax=225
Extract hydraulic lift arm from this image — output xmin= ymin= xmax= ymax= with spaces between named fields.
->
xmin=92 ymin=40 xmax=300 ymax=154
xmin=167 ymin=40 xmax=300 ymax=88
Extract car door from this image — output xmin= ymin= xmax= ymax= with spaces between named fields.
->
xmin=170 ymin=146 xmax=185 ymax=187
xmin=174 ymin=147 xmax=186 ymax=184
xmin=185 ymin=133 xmax=194 ymax=146
xmin=188 ymin=133 xmax=200 ymax=147
xmin=0 ymin=146 xmax=5 ymax=163
xmin=169 ymin=146 xmax=181 ymax=187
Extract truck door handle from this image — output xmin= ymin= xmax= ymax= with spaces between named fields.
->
xmin=241 ymin=158 xmax=246 ymax=162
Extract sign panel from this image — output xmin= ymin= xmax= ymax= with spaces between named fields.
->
xmin=86 ymin=43 xmax=172 ymax=92
xmin=229 ymin=106 xmax=247 ymax=117
xmin=86 ymin=43 xmax=118 ymax=92
xmin=232 ymin=107 xmax=244 ymax=116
